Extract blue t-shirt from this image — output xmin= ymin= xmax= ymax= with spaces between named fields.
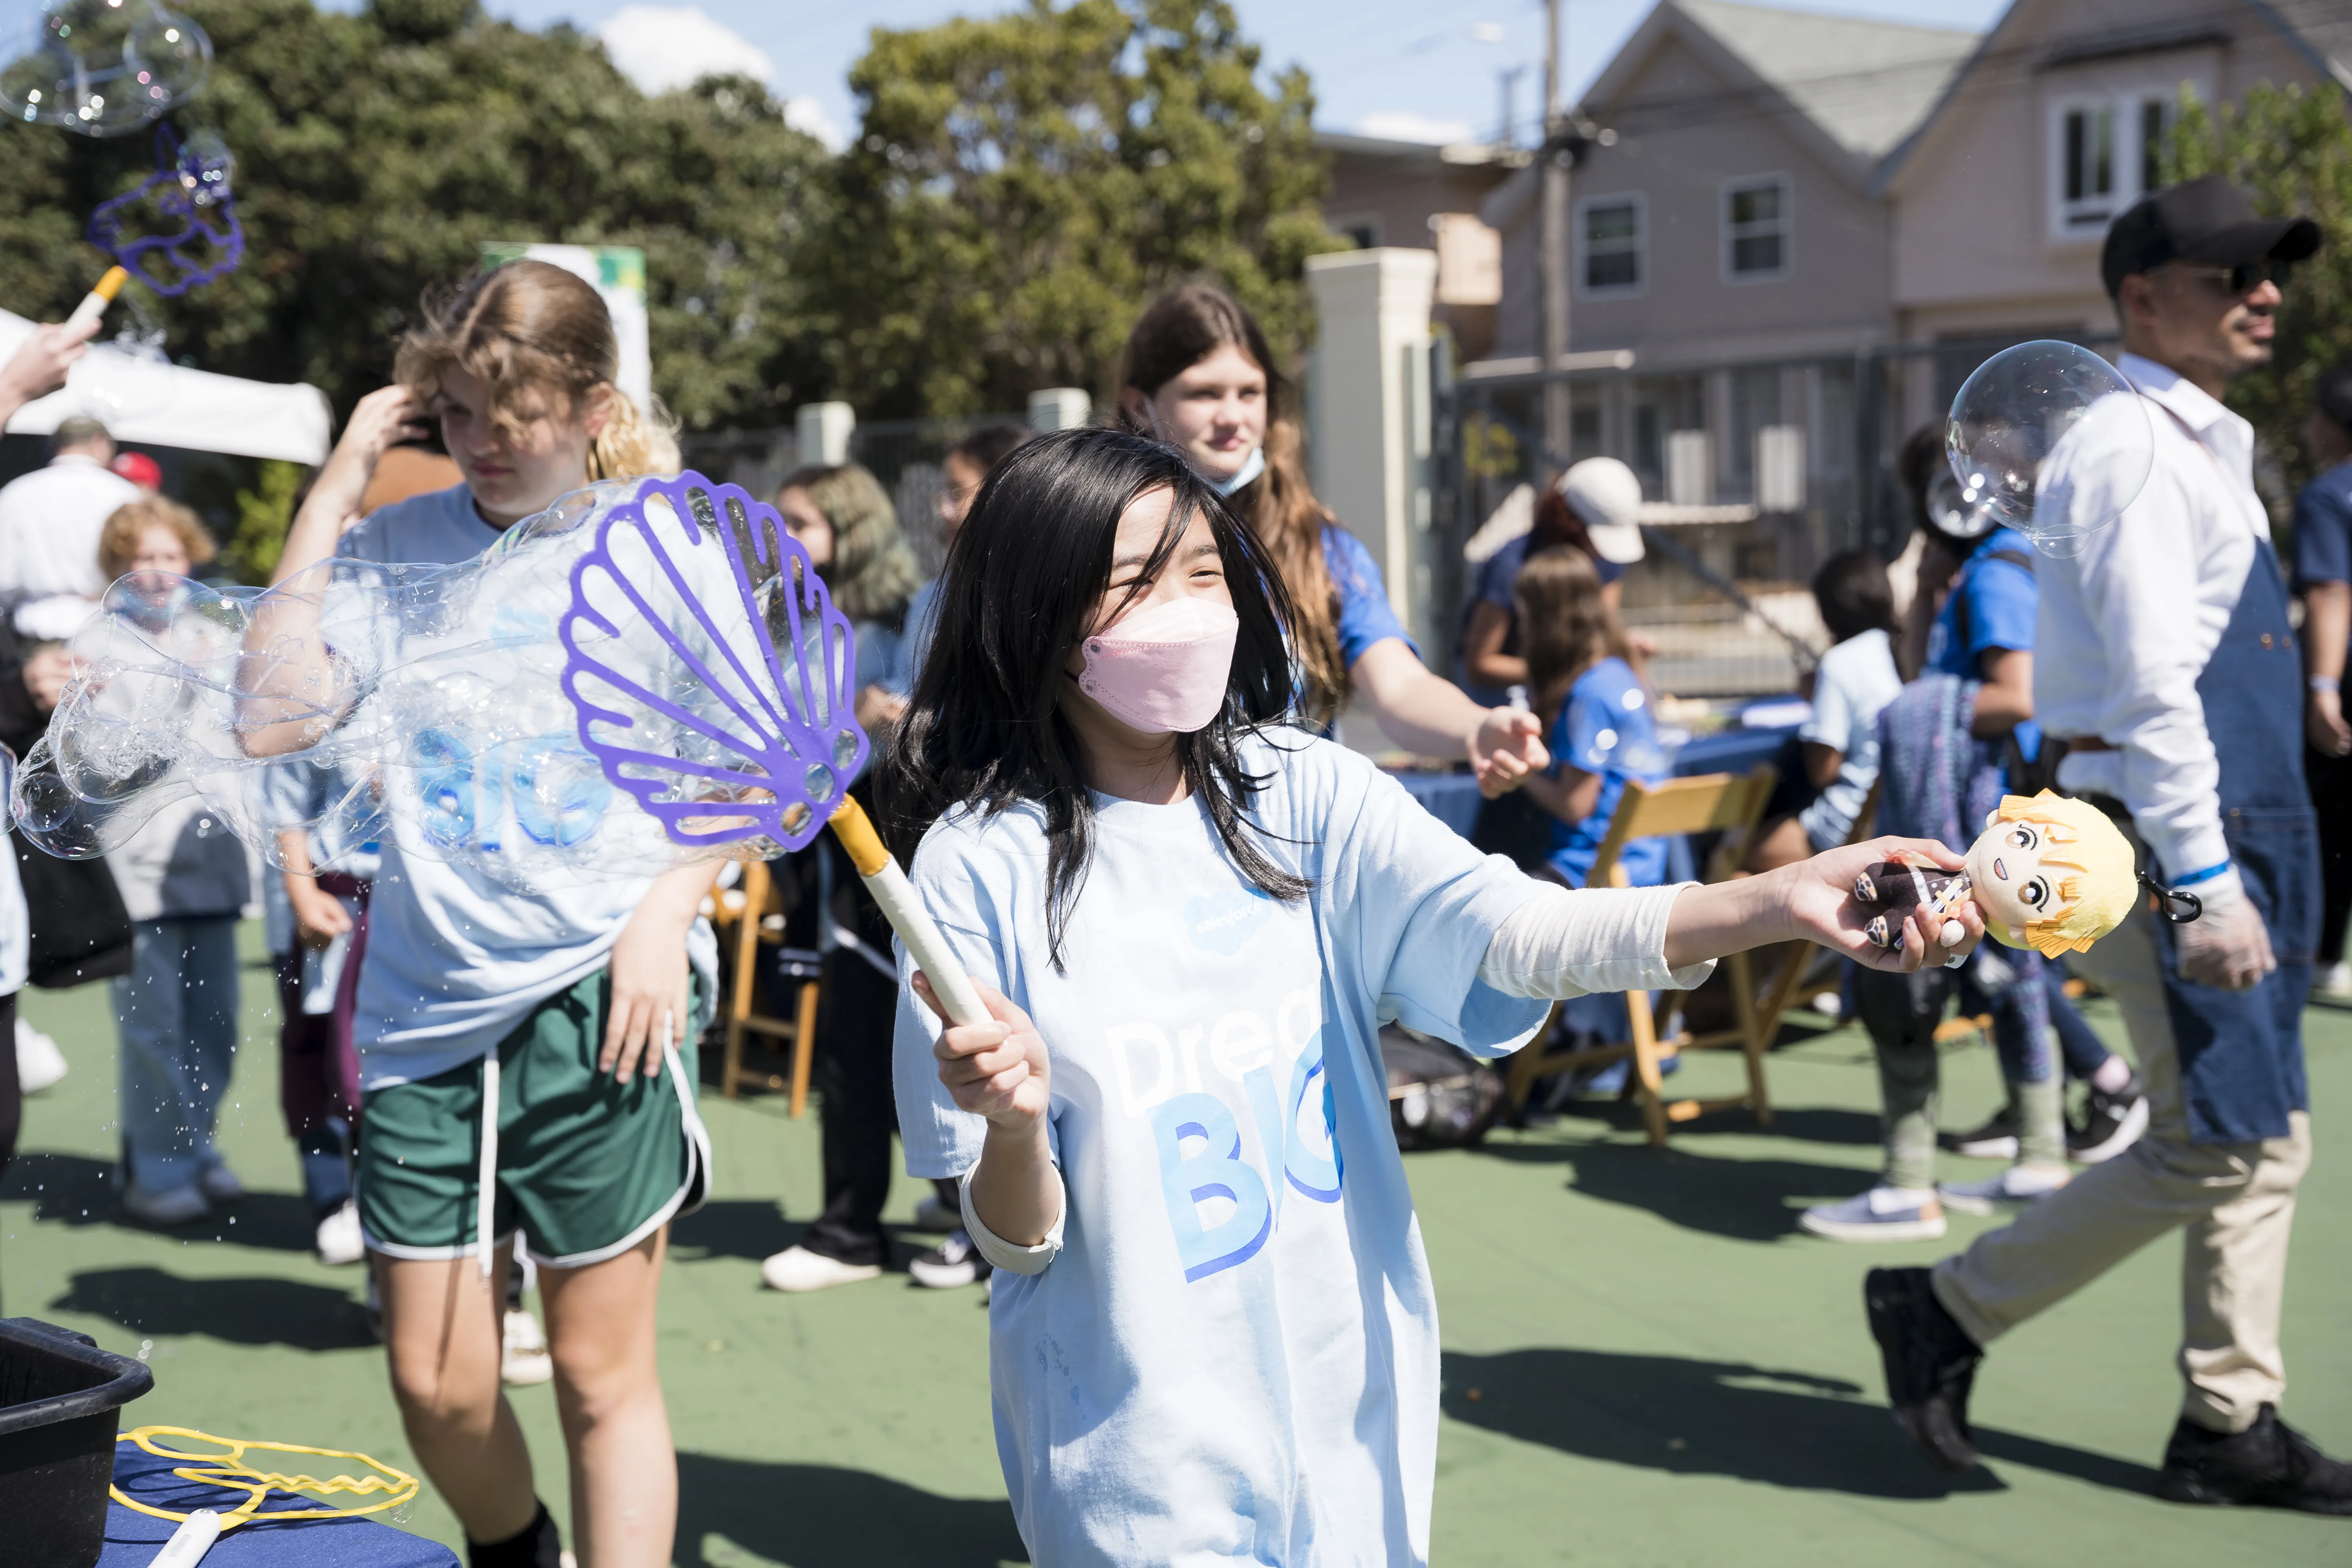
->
xmin=2293 ymin=459 xmax=2352 ymax=658
xmin=893 ymin=733 xmax=1546 ymax=1566
xmin=1544 ymin=656 xmax=1670 ymax=889
xmin=1324 ymin=524 xmax=1413 ymax=667
xmin=1925 ymin=526 xmax=2041 ymax=760
xmin=1459 ymin=534 xmax=1626 ymax=705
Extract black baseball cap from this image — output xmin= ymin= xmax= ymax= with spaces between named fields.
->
xmin=2100 ymin=174 xmax=2320 ymax=297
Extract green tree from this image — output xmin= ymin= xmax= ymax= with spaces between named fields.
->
xmin=2165 ymin=84 xmax=2352 ymax=511
xmin=0 ymin=0 xmax=830 ymax=430
xmin=806 ymin=0 xmax=1341 ymax=419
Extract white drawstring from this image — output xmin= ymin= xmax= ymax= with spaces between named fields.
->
xmin=477 ymin=1053 xmax=500 ymax=1279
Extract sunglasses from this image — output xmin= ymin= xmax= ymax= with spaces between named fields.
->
xmin=2167 ymin=259 xmax=2293 ymax=296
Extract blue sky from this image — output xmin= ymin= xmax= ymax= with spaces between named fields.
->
xmin=474 ymin=0 xmax=2010 ymax=150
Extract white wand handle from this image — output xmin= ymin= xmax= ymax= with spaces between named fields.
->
xmin=66 ymin=265 xmax=130 ymax=333
xmin=827 ymin=797 xmax=992 ymax=1029
xmin=151 ymin=1510 xmax=222 ymax=1568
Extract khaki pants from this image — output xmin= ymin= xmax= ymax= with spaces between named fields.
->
xmin=1931 ymin=892 xmax=2312 ymax=1434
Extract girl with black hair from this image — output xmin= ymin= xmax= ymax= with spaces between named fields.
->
xmin=878 ymin=426 xmax=1983 ymax=1564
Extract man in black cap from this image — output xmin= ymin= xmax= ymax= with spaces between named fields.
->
xmin=1864 ymin=174 xmax=2350 ymax=1514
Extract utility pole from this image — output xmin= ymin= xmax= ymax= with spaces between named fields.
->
xmin=1539 ymin=0 xmax=1572 ymax=472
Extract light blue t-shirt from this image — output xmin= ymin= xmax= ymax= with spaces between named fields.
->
xmin=893 ymin=733 xmax=1546 ymax=1566
xmin=1797 ymin=628 xmax=1901 ymax=852
xmin=1544 ymin=656 xmax=1669 ymax=889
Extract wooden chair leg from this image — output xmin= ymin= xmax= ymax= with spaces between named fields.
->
xmin=723 ymin=1017 xmax=744 ymax=1100
xmin=1745 ymin=941 xmax=1815 ymax=1128
xmin=1504 ymin=1002 xmax=1560 ymax=1112
xmin=1628 ymin=990 xmax=1669 ymax=1147
xmin=788 ymin=980 xmax=820 ymax=1119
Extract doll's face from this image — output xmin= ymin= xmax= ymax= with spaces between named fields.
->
xmin=1967 ymin=816 xmax=2062 ymax=935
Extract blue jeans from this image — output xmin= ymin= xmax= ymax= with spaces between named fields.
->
xmin=115 ymin=917 xmax=241 ymax=1192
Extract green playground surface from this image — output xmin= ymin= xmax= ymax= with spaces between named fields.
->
xmin=4 ymin=924 xmax=2346 ymax=1566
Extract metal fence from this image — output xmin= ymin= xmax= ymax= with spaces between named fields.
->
xmin=681 ymin=411 xmax=1029 ymax=578
xmin=1433 ymin=329 xmax=2120 ymax=698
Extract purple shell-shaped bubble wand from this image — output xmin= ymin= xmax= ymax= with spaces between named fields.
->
xmin=555 ymin=471 xmax=991 ymax=1028
xmin=86 ymin=122 xmax=243 ymax=297
xmin=557 ymin=472 xmax=865 ymax=854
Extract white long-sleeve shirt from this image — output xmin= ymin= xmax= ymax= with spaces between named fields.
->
xmin=2036 ymin=351 xmax=2266 ymax=891
xmin=0 ymin=452 xmax=139 ymax=603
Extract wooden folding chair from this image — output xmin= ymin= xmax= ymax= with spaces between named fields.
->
xmin=1503 ymin=764 xmax=1779 ymax=1147
xmin=710 ymin=859 xmax=824 ymax=1115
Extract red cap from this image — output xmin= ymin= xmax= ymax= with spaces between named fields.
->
xmin=110 ymin=452 xmax=162 ymax=491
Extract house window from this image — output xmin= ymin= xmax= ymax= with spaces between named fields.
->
xmin=1723 ymin=176 xmax=1789 ymax=281
xmin=1576 ymin=194 xmax=1644 ymax=297
xmin=1332 ymin=214 xmax=1381 ymax=251
xmin=2051 ymin=91 xmax=2187 ymax=239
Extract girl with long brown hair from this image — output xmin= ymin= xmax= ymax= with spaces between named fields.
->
xmin=258 ymin=259 xmax=707 ymax=1568
xmin=1115 ymin=284 xmax=1544 ymax=792
xmin=1514 ymin=546 xmax=1670 ymax=891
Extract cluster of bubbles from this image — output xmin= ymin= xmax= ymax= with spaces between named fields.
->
xmin=0 ymin=0 xmax=209 ymax=135
xmin=10 ymin=475 xmax=871 ymax=892
xmin=1942 ymin=339 xmax=2155 ymax=557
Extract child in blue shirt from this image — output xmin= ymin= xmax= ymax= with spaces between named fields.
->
xmin=1513 ymin=546 xmax=1668 ymax=889
xmin=879 ymin=427 xmax=1981 ymax=1566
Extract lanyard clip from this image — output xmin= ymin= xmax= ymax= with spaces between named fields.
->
xmin=2138 ymin=870 xmax=2203 ymax=925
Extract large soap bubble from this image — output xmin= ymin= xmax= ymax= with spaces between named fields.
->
xmin=12 ymin=474 xmax=869 ymax=891
xmin=88 ymin=123 xmax=243 ymax=295
xmin=0 ymin=0 xmax=209 ymax=134
xmin=1946 ymin=340 xmax=2154 ymax=557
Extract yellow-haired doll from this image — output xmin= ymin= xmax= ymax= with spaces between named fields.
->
xmin=1855 ymin=791 xmax=2137 ymax=958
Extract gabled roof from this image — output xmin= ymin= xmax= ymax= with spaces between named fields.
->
xmin=1579 ymin=0 xmax=1980 ymax=180
xmin=1876 ymin=0 xmax=2352 ymax=198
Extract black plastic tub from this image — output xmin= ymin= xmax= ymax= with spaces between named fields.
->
xmin=0 ymin=1317 xmax=154 ymax=1568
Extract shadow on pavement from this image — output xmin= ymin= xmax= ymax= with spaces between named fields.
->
xmin=1443 ymin=1347 xmax=2157 ymax=1499
xmin=677 ymin=1453 xmax=1027 ymax=1566
xmin=1 ymin=1152 xmax=318 ymax=1252
xmin=50 ymin=1266 xmax=376 ymax=1352
xmin=1472 ymin=1136 xmax=1874 ymax=1241
xmin=670 ymin=1200 xmax=802 ymax=1265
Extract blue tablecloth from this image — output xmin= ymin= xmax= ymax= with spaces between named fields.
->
xmin=1390 ymin=722 xmax=1802 ymax=840
xmin=100 ymin=1438 xmax=457 ymax=1566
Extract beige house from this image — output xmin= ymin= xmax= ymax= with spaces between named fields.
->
xmin=1469 ymin=0 xmax=2347 ymax=531
xmin=1319 ymin=132 xmax=1523 ymax=364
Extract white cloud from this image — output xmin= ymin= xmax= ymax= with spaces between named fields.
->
xmin=1354 ymin=111 xmax=1475 ymax=145
xmin=782 ymin=95 xmax=845 ymax=152
xmin=595 ymin=5 xmax=774 ymax=96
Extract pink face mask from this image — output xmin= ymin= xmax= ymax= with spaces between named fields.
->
xmin=1076 ymin=596 xmax=1240 ymax=734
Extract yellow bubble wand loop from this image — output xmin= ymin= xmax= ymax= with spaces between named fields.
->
xmin=110 ymin=1426 xmax=421 ymax=1529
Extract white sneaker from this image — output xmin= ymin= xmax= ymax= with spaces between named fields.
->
xmin=315 ymin=1200 xmax=365 ymax=1266
xmin=1938 ymin=1161 xmax=2071 ymax=1216
xmin=122 ymin=1181 xmax=211 ymax=1227
xmin=14 ymin=1018 xmax=65 ymax=1094
xmin=910 ymin=1194 xmax=958 ymax=1232
xmin=2319 ymin=960 xmax=2352 ymax=998
xmin=501 ymin=1309 xmax=554 ymax=1386
xmin=759 ymin=1245 xmax=882 ymax=1293
xmin=197 ymin=1162 xmax=244 ymax=1203
xmin=1797 ymin=1185 xmax=1946 ymax=1242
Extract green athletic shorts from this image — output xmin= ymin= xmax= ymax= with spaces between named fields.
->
xmin=358 ymin=971 xmax=710 ymax=1269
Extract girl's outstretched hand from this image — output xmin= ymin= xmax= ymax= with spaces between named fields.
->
xmin=1771 ymin=837 xmax=1985 ymax=973
xmin=915 ymin=973 xmax=1051 ymax=1133
xmin=1662 ymin=836 xmax=1986 ymax=974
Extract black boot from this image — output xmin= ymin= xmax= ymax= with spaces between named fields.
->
xmin=1864 ymin=1266 xmax=1983 ymax=1474
xmin=468 ymin=1500 xmax=563 ymax=1568
xmin=2156 ymin=1405 xmax=2352 ymax=1515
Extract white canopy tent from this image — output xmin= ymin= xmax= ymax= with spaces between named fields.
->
xmin=0 ymin=309 xmax=333 ymax=465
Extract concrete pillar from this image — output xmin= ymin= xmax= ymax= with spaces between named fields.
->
xmin=797 ymin=401 xmax=854 ymax=466
xmin=1027 ymin=388 xmax=1092 ymax=431
xmin=1305 ymin=248 xmax=1441 ymax=662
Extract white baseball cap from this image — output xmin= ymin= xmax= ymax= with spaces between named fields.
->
xmin=1557 ymin=458 xmax=1646 ymax=564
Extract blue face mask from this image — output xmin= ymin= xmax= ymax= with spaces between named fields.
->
xmin=1209 ymin=445 xmax=1265 ymax=498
